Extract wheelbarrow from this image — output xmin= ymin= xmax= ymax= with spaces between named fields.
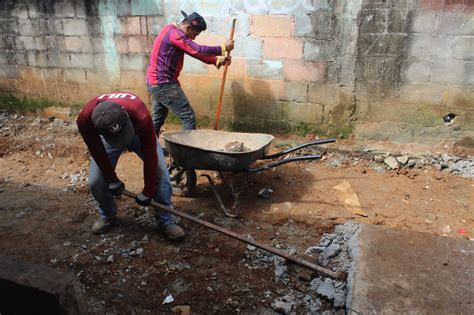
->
xmin=162 ymin=130 xmax=335 ymax=217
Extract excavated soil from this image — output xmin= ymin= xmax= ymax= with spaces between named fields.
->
xmin=0 ymin=113 xmax=473 ymax=314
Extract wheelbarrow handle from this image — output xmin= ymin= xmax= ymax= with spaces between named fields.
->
xmin=248 ymin=155 xmax=321 ymax=173
xmin=262 ymin=138 xmax=336 ymax=159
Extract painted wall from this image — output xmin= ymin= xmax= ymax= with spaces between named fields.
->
xmin=0 ymin=0 xmax=472 ymax=145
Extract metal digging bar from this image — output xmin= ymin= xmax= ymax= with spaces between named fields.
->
xmin=122 ymin=189 xmax=340 ymax=279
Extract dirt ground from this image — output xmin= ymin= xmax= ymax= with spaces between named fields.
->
xmin=0 ymin=113 xmax=473 ymax=314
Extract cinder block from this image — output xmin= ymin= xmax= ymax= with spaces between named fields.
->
xmin=34 ymin=37 xmax=47 ymax=51
xmin=41 ymin=68 xmax=64 ymax=82
xmin=17 ymin=19 xmax=39 ymax=36
xmin=15 ymin=36 xmax=36 ymax=50
xmin=195 ymin=33 xmax=227 ymax=47
xmin=128 ymin=35 xmax=148 ymax=53
xmin=242 ymin=79 xmax=287 ymax=100
xmin=130 ymin=1 xmax=163 ymax=16
xmin=86 ymin=70 xmax=111 ymax=87
xmin=435 ymin=12 xmax=473 ymax=35
xmin=195 ymin=1 xmax=227 ymax=16
xmin=387 ymin=9 xmax=409 ymax=33
xmin=70 ymin=53 xmax=95 ymax=69
xmin=64 ymin=37 xmax=93 ymax=53
xmin=402 ymin=60 xmax=432 ymax=83
xmin=263 ymin=38 xmax=303 ymax=59
xmin=294 ymin=14 xmax=312 ymax=37
xmin=409 ymin=11 xmax=438 ymax=33
xmin=232 ymin=36 xmax=263 ymax=59
xmin=251 ymin=15 xmax=292 ymax=38
xmin=11 ymin=3 xmax=29 ymax=19
xmin=304 ymin=40 xmax=334 ymax=61
xmin=118 ymin=17 xmax=142 ymax=35
xmin=408 ymin=34 xmax=455 ymax=59
xmin=26 ymin=51 xmax=48 ymax=67
xmin=284 ymin=60 xmax=325 ymax=82
xmin=431 ymin=60 xmax=471 ymax=84
xmin=183 ymin=55 xmax=209 ymax=75
xmin=246 ymin=59 xmax=283 ymax=80
xmin=146 ymin=16 xmax=167 ymax=36
xmin=308 ymin=83 xmax=340 ymax=104
xmin=120 ymin=54 xmax=146 ymax=71
xmin=207 ymin=56 xmax=246 ymax=79
xmin=120 ymin=70 xmax=145 ymax=88
xmin=307 ymin=12 xmax=334 ymax=39
xmin=64 ymin=69 xmax=87 ymax=84
xmin=63 ymin=19 xmax=88 ymax=36
xmin=53 ymin=1 xmax=75 ymax=18
xmin=284 ymin=81 xmax=308 ymax=102
xmin=455 ymin=37 xmax=474 ymax=60
xmin=181 ymin=75 xmax=232 ymax=96
xmin=211 ymin=15 xmax=250 ymax=37
xmin=359 ymin=9 xmax=386 ymax=34
xmin=116 ymin=36 xmax=128 ymax=54
xmin=91 ymin=37 xmax=105 ymax=53
xmin=358 ymin=34 xmax=406 ymax=56
xmin=284 ymin=101 xmax=324 ymax=124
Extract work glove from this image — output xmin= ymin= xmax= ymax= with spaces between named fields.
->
xmin=108 ymin=179 xmax=124 ymax=196
xmin=135 ymin=192 xmax=152 ymax=206
xmin=217 ymin=56 xmax=232 ymax=69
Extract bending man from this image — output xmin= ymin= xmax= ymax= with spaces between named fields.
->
xmin=77 ymin=92 xmax=185 ymax=240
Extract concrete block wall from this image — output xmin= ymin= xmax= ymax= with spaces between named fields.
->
xmin=353 ymin=0 xmax=474 ymax=145
xmin=0 ymin=0 xmax=473 ymax=145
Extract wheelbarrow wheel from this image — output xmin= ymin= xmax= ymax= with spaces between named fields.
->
xmin=169 ymin=165 xmax=197 ymax=197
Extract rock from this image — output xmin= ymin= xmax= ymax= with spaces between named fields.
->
xmin=333 ymin=292 xmax=346 ymax=308
xmin=309 ymin=278 xmax=324 ymax=291
xmin=305 ymin=246 xmax=326 ymax=255
xmin=322 ymin=243 xmax=341 ymax=260
xmin=373 ymin=155 xmax=385 ymax=163
xmin=316 ymin=279 xmax=336 ymax=300
xmin=384 ymin=156 xmax=399 ymax=169
xmin=397 ymin=155 xmax=409 ymax=165
xmin=441 ymin=225 xmax=452 ymax=234
xmin=106 ymin=255 xmax=114 ymax=263
xmin=407 ymin=159 xmax=416 ymax=168
xmin=272 ymin=301 xmax=293 ymax=314
xmin=246 ymin=245 xmax=256 ymax=251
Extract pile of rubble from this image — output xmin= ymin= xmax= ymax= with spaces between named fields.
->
xmin=244 ymin=222 xmax=360 ymax=314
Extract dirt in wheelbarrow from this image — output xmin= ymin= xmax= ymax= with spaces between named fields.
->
xmin=0 ymin=113 xmax=473 ymax=313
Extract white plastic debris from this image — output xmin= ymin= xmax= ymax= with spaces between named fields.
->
xmin=162 ymin=294 xmax=174 ymax=305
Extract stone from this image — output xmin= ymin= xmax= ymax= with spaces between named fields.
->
xmin=397 ymin=155 xmax=409 ymax=165
xmin=316 ymin=279 xmax=336 ymax=300
xmin=272 ymin=300 xmax=293 ymax=314
xmin=384 ymin=156 xmax=399 ymax=169
xmin=322 ymin=243 xmax=341 ymax=260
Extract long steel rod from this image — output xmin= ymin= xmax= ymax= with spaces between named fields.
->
xmin=122 ymin=189 xmax=339 ymax=278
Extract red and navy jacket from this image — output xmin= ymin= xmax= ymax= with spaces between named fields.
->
xmin=77 ymin=92 xmax=158 ymax=198
xmin=146 ymin=23 xmax=224 ymax=85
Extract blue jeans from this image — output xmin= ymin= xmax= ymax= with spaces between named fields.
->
xmin=147 ymin=83 xmax=196 ymax=135
xmin=88 ymin=136 xmax=174 ymax=225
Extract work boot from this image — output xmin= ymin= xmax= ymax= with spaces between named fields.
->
xmin=158 ymin=222 xmax=185 ymax=241
xmin=92 ymin=216 xmax=116 ymax=235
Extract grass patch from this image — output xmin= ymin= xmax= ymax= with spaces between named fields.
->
xmin=0 ymin=94 xmax=59 ymax=112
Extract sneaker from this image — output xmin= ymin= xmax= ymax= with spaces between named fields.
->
xmin=92 ymin=216 xmax=116 ymax=235
xmin=159 ymin=222 xmax=185 ymax=241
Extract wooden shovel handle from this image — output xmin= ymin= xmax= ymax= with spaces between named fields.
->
xmin=214 ymin=18 xmax=237 ymax=130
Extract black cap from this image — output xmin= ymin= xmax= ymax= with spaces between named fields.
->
xmin=91 ymin=101 xmax=135 ymax=148
xmin=181 ymin=10 xmax=207 ymax=31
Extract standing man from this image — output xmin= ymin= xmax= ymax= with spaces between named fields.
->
xmin=77 ymin=92 xmax=185 ymax=240
xmin=146 ymin=10 xmax=234 ymax=136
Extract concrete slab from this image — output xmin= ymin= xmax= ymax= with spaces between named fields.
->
xmin=347 ymin=225 xmax=474 ymax=313
xmin=0 ymin=255 xmax=87 ymax=314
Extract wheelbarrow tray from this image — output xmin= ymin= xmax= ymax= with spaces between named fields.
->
xmin=162 ymin=130 xmax=274 ymax=172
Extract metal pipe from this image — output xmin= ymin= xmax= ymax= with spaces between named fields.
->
xmin=122 ymin=189 xmax=340 ymax=278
